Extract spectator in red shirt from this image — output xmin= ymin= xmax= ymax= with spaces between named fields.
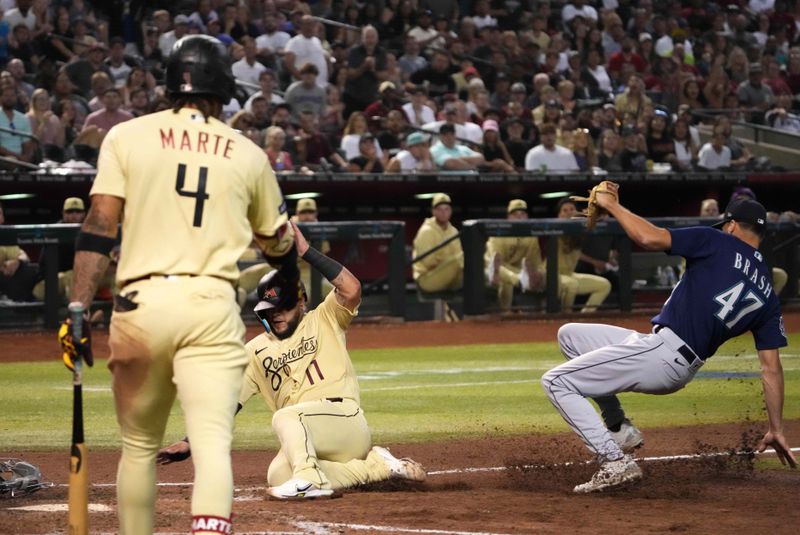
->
xmin=607 ymin=38 xmax=646 ymax=81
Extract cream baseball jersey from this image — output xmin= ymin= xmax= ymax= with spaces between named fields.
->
xmin=90 ymin=108 xmax=288 ymax=285
xmin=240 ymin=291 xmax=360 ymax=411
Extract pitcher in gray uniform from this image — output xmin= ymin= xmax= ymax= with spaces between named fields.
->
xmin=541 ymin=184 xmax=795 ymax=493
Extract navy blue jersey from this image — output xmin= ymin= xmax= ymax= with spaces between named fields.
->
xmin=652 ymin=227 xmax=787 ymax=360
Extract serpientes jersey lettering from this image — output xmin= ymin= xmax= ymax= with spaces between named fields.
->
xmin=652 ymin=227 xmax=787 ymax=360
xmin=90 ymin=108 xmax=288 ymax=285
xmin=240 ymin=291 xmax=360 ymax=411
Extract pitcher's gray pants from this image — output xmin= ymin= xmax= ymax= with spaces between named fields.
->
xmin=541 ymin=323 xmax=703 ymax=461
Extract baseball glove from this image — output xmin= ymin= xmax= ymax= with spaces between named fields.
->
xmin=0 ymin=459 xmax=53 ymax=498
xmin=570 ymin=181 xmax=619 ymax=230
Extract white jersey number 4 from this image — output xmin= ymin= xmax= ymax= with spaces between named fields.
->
xmin=714 ymin=281 xmax=765 ymax=329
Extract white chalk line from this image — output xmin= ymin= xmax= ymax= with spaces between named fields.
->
xmin=50 ymin=447 xmax=798 ymax=493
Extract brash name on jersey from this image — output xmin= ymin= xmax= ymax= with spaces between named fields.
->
xmin=733 ymin=252 xmax=773 ymax=300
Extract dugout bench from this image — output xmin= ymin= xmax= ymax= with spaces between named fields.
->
xmin=0 ymin=221 xmax=407 ymax=328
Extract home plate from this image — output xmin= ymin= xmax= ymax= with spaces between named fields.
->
xmin=8 ymin=503 xmax=113 ymax=513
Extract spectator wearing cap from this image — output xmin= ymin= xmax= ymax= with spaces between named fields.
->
xmin=284 ymin=15 xmax=330 ymax=89
xmin=502 ymin=118 xmax=532 ymax=170
xmin=403 ymin=85 xmax=436 ymax=127
xmin=646 ymin=108 xmax=676 ymax=165
xmin=343 ymin=25 xmax=388 ymax=117
xmin=364 ymin=81 xmax=404 ymax=126
xmin=485 ymin=199 xmax=543 ymax=312
xmin=347 ymin=133 xmax=384 ymax=173
xmin=284 ymin=63 xmax=326 ymax=121
xmin=398 ymin=36 xmax=428 ymax=81
xmin=159 ymin=13 xmax=190 ymax=58
xmin=387 ymin=131 xmax=435 ymax=172
xmin=410 ymin=50 xmax=456 ymax=101
xmin=412 ymin=193 xmax=464 ymax=293
xmin=232 ymin=36 xmax=267 ymax=96
xmin=697 ymin=127 xmax=732 ymax=171
xmin=737 ymin=63 xmax=774 ymax=120
xmin=0 ymin=82 xmax=34 ymax=163
xmin=33 ymin=197 xmax=106 ymax=303
xmin=489 ymin=71 xmax=511 ymax=109
xmin=188 ymin=0 xmax=218 ymax=33
xmin=430 ymin=122 xmax=485 ymax=170
xmin=244 ymin=69 xmax=285 ymax=112
xmin=408 ymin=9 xmax=438 ymax=47
xmin=524 ymin=123 xmax=578 ymax=172
xmin=555 ymin=198 xmax=611 ymax=313
xmin=256 ymin=13 xmax=291 ymax=58
xmin=341 ymin=111 xmax=386 ymax=163
xmin=480 ymin=120 xmax=515 ymax=172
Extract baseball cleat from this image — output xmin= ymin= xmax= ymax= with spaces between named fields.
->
xmin=609 ymin=419 xmax=644 ymax=453
xmin=573 ymin=454 xmax=642 ymax=494
xmin=372 ymin=446 xmax=427 ymax=482
xmin=266 ymin=478 xmax=336 ymax=500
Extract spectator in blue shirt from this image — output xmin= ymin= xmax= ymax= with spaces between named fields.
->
xmin=430 ymin=123 xmax=485 ymax=170
xmin=0 ymin=82 xmax=34 ymax=163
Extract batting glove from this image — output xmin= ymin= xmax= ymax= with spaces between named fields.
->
xmin=58 ymin=317 xmax=94 ymax=371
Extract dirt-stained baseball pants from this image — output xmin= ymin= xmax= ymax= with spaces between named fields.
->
xmin=268 ymin=398 xmax=392 ymax=489
xmin=541 ymin=323 xmax=702 ymax=461
xmin=108 ymin=276 xmax=247 ymax=535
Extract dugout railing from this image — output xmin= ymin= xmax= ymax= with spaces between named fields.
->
xmin=0 ymin=221 xmax=407 ymax=328
xmin=460 ymin=218 xmax=800 ymax=316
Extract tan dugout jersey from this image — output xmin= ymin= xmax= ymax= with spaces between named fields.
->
xmin=240 ymin=291 xmax=360 ymax=411
xmin=90 ymin=108 xmax=288 ymax=285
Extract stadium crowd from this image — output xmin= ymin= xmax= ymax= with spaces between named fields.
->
xmin=1 ymin=0 xmax=800 ymax=172
xmin=1 ymin=0 xmax=799 ymax=312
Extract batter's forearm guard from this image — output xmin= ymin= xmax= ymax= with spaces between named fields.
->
xmin=302 ymin=247 xmax=344 ymax=282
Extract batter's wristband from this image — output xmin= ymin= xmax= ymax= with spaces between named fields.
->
xmin=302 ymin=247 xmax=343 ymax=282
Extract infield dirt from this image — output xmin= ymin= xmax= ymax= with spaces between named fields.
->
xmin=1 ymin=313 xmax=798 ymax=533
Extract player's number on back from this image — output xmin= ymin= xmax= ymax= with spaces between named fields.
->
xmin=714 ymin=281 xmax=764 ymax=329
xmin=175 ymin=163 xmax=209 ymax=227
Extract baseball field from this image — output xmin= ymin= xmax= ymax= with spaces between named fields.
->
xmin=2 ymin=313 xmax=799 ymax=534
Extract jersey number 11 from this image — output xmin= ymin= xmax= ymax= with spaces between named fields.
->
xmin=175 ymin=163 xmax=209 ymax=227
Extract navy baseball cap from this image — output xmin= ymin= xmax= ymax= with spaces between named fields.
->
xmin=712 ymin=199 xmax=767 ymax=229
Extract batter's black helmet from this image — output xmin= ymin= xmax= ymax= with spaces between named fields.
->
xmin=165 ymin=35 xmax=236 ymax=103
xmin=254 ymin=270 xmax=307 ymax=316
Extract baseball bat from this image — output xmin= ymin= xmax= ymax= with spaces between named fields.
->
xmin=67 ymin=302 xmax=89 ymax=535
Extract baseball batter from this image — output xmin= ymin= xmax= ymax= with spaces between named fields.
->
xmin=60 ymin=36 xmax=301 ymax=534
xmin=542 ymin=184 xmax=795 ymax=493
xmin=158 ymin=222 xmax=427 ymax=498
